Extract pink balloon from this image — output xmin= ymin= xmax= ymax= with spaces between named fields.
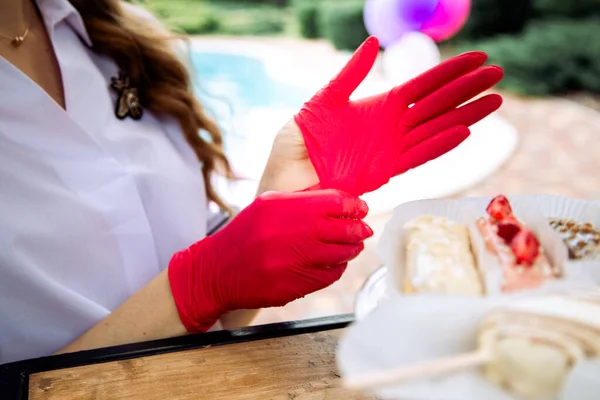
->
xmin=420 ymin=0 xmax=471 ymax=42
xmin=363 ymin=0 xmax=439 ymax=48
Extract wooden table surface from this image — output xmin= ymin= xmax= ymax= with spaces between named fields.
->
xmin=28 ymin=329 xmax=375 ymax=400
xmin=0 ymin=315 xmax=376 ymax=400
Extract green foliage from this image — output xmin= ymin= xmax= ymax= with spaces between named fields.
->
xmin=472 ymin=19 xmax=600 ymax=95
xmin=213 ymin=5 xmax=287 ymax=35
xmin=138 ymin=0 xmax=221 ymax=34
xmin=451 ymin=0 xmax=533 ymax=42
xmin=293 ymin=0 xmax=321 ymax=39
xmin=319 ymin=0 xmax=369 ymax=51
xmin=533 ymin=0 xmax=600 ymax=18
xmin=138 ymin=0 xmax=287 ymax=36
xmin=207 ymin=0 xmax=289 ymax=5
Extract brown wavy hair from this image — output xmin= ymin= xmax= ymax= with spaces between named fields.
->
xmin=69 ymin=0 xmax=234 ymax=213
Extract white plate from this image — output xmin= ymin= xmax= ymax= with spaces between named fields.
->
xmin=354 ymin=195 xmax=600 ymax=322
xmin=354 ymin=265 xmax=389 ymax=321
xmin=343 ymin=195 xmax=600 ymax=400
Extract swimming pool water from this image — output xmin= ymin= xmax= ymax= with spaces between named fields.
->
xmin=190 ymin=51 xmax=312 ymax=117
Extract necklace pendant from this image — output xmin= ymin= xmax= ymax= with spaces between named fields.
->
xmin=12 ymin=36 xmax=24 ymax=47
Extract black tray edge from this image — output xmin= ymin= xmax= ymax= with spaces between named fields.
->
xmin=0 ymin=314 xmax=354 ymax=400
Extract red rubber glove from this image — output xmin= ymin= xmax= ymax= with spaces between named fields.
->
xmin=168 ymin=190 xmax=372 ymax=333
xmin=294 ymin=36 xmax=504 ymax=196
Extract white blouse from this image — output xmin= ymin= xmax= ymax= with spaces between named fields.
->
xmin=0 ymin=0 xmax=217 ymax=364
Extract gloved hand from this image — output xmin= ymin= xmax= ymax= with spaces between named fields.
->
xmin=168 ymin=190 xmax=372 ymax=333
xmin=294 ymin=36 xmax=504 ymax=196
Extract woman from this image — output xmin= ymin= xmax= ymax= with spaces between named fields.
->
xmin=0 ymin=0 xmax=503 ymax=364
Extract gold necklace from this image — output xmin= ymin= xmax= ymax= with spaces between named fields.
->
xmin=0 ymin=4 xmax=32 ymax=47
xmin=0 ymin=28 xmax=30 ymax=46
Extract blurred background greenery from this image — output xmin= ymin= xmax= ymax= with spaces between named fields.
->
xmin=135 ymin=0 xmax=600 ymax=98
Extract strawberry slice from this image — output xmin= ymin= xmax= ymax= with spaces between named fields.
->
xmin=496 ymin=221 xmax=522 ymax=244
xmin=486 ymin=195 xmax=514 ymax=221
xmin=510 ymin=229 xmax=540 ymax=266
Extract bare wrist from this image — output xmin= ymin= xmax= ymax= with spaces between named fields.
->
xmin=256 ymin=159 xmax=278 ymax=196
xmin=258 ymin=161 xmax=319 ymax=194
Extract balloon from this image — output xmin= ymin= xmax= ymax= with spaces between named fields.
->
xmin=382 ymin=31 xmax=441 ymax=86
xmin=364 ymin=0 xmax=439 ymax=48
xmin=420 ymin=0 xmax=471 ymax=42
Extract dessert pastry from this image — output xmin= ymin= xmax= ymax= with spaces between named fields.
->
xmin=342 ymin=288 xmax=600 ymax=398
xmin=479 ymin=288 xmax=600 ymax=399
xmin=403 ymin=215 xmax=483 ymax=295
xmin=476 ymin=195 xmax=560 ymax=292
xmin=548 ymin=218 xmax=600 ymax=260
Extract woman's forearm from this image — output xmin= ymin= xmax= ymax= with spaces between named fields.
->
xmin=57 ymin=269 xmax=187 ymax=354
xmin=257 ymin=156 xmax=318 ymax=195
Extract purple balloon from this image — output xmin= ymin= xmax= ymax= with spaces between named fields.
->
xmin=399 ymin=0 xmax=439 ymax=25
xmin=364 ymin=0 xmax=439 ymax=48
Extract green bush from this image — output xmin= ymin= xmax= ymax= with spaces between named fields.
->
xmin=474 ymin=18 xmax=600 ymax=95
xmin=214 ymin=6 xmax=286 ymax=35
xmin=319 ymin=0 xmax=369 ymax=51
xmin=534 ymin=0 xmax=600 ymax=18
xmin=451 ymin=0 xmax=533 ymax=42
xmin=207 ymin=0 xmax=289 ymax=6
xmin=140 ymin=0 xmax=289 ymax=36
xmin=293 ymin=0 xmax=321 ymax=39
xmin=218 ymin=17 xmax=285 ymax=35
xmin=139 ymin=0 xmax=221 ymax=34
xmin=178 ymin=13 xmax=221 ymax=34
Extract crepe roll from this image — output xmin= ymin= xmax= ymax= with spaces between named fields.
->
xmin=403 ymin=215 xmax=483 ymax=296
xmin=478 ymin=289 xmax=600 ymax=398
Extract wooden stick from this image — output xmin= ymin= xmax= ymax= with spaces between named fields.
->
xmin=343 ymin=349 xmax=491 ymax=392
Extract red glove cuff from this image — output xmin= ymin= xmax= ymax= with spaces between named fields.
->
xmin=168 ymin=241 xmax=223 ymax=333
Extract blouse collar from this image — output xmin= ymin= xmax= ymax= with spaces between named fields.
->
xmin=37 ymin=0 xmax=93 ymax=47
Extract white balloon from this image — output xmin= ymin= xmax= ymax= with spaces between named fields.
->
xmin=382 ymin=31 xmax=441 ymax=86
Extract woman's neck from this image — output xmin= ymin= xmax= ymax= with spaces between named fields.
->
xmin=0 ymin=0 xmax=32 ymax=37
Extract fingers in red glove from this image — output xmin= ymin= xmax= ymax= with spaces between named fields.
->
xmin=393 ymin=126 xmax=470 ymax=175
xmin=318 ymin=36 xmax=380 ymax=102
xmin=261 ymin=189 xmax=368 ymax=219
xmin=319 ymin=218 xmax=374 ymax=244
xmin=295 ymin=263 xmax=349 ymax=294
xmin=293 ymin=35 xmax=505 ymax=197
xmin=399 ymin=51 xmax=489 ymax=106
xmin=331 ymin=195 xmax=369 ymax=219
xmin=404 ymin=66 xmax=504 ymax=128
xmin=401 ymin=94 xmax=502 ymax=149
xmin=311 ymin=242 xmax=365 ymax=267
xmin=168 ymin=189 xmax=371 ymax=333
